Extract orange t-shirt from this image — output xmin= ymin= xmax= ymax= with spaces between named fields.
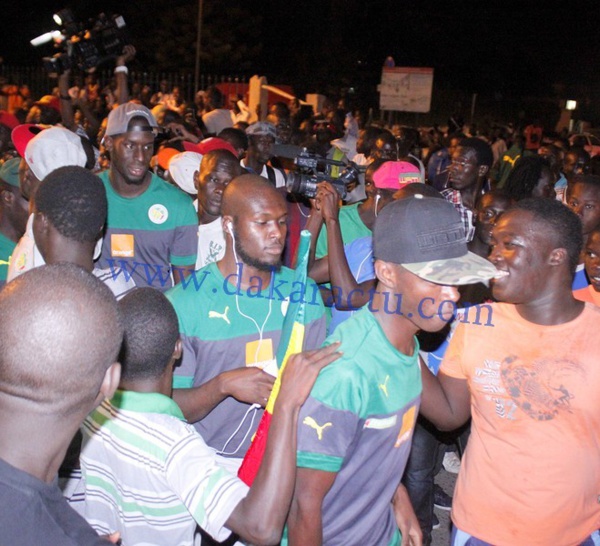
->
xmin=574 ymin=285 xmax=600 ymax=307
xmin=441 ymin=303 xmax=600 ymax=546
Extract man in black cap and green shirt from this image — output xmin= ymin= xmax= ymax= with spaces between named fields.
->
xmin=0 ymin=158 xmax=28 ymax=287
xmin=95 ymin=102 xmax=198 ymax=291
xmin=285 ymin=195 xmax=499 ymax=546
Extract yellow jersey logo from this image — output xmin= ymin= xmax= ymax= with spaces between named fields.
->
xmin=303 ymin=416 xmax=332 ymax=440
xmin=379 ymin=375 xmax=390 ymax=398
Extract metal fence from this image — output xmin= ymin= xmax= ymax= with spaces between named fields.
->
xmin=0 ymin=65 xmax=249 ymax=104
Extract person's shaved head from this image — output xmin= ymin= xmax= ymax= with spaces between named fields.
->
xmin=222 ymin=174 xmax=287 ymax=271
xmin=0 ymin=264 xmax=123 ymax=415
xmin=221 ymin=174 xmax=285 ymax=218
xmin=200 ymin=149 xmax=241 ymax=177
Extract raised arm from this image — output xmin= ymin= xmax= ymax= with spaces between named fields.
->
xmin=58 ymin=70 xmax=76 ymax=130
xmin=316 ymin=182 xmax=375 ymax=310
xmin=114 ymin=45 xmax=136 ymax=105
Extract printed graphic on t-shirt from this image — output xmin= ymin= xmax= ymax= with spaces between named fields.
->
xmin=206 ymin=241 xmax=223 ymax=264
xmin=501 ymin=356 xmax=582 ymax=421
xmin=208 ymin=306 xmax=230 ymax=324
xmin=148 ymin=204 xmax=169 ymax=224
xmin=473 ymin=355 xmax=584 ymax=422
xmin=245 ymin=338 xmax=277 ymax=376
xmin=303 ymin=416 xmax=333 ymax=440
xmin=395 ymin=404 xmax=417 ymax=447
xmin=111 ymin=234 xmax=135 ymax=258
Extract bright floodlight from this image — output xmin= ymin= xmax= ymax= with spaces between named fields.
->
xmin=30 ymin=30 xmax=64 ymax=47
xmin=566 ymin=100 xmax=577 ymax=111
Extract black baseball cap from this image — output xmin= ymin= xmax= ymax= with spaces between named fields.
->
xmin=373 ymin=195 xmax=501 ymax=285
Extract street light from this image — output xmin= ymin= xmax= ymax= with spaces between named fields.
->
xmin=194 ymin=0 xmax=204 ymax=94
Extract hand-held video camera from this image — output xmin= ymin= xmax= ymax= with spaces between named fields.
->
xmin=286 ymin=148 xmax=360 ymax=200
xmin=31 ymin=9 xmax=130 ymax=75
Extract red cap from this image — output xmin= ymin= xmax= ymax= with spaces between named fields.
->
xmin=183 ymin=137 xmax=238 ymax=158
xmin=11 ymin=124 xmax=47 ymax=157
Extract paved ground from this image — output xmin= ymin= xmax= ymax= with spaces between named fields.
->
xmin=431 ymin=468 xmax=457 ymax=546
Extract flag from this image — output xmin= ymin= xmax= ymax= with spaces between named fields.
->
xmin=238 ymin=230 xmax=311 ymax=485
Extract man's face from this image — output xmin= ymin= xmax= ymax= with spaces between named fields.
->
xmin=356 ymin=129 xmax=369 ymax=154
xmin=232 ymin=193 xmax=287 ymax=271
xmin=7 ymin=186 xmax=29 ymax=236
xmin=475 ymin=193 xmax=511 ymax=245
xmin=531 ymin=168 xmax=556 ymax=199
xmin=1 ymin=182 xmax=29 ymax=238
xmin=196 ymin=157 xmax=239 ymax=217
xmin=538 ymin=146 xmax=558 ymax=171
xmin=106 ymin=123 xmax=155 ymax=186
xmin=448 ymin=146 xmax=482 ymax=191
xmin=447 ymin=137 xmax=461 ymax=157
xmin=567 ymin=182 xmax=600 ymax=235
xmin=248 ymin=135 xmax=274 ymax=164
xmin=489 ymin=210 xmax=555 ymax=304
xmin=374 ymin=188 xmax=396 ymax=214
xmin=276 ymin=122 xmax=292 ymax=145
xmin=372 ymin=138 xmax=397 ymax=160
xmin=391 ymin=265 xmax=460 ymax=332
xmin=563 ymin=152 xmax=587 ymax=176
xmin=583 ymin=230 xmax=600 ymax=292
xmin=18 ymin=158 xmax=40 ymax=205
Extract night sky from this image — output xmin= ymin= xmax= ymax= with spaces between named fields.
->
xmin=2 ymin=1 xmax=600 ymax=118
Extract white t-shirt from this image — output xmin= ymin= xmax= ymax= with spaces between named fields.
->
xmin=7 ymin=214 xmax=43 ymax=282
xmin=240 ymin=161 xmax=286 ymax=189
xmin=202 ymin=109 xmax=234 ymax=135
xmin=194 ymin=206 xmax=226 ymax=270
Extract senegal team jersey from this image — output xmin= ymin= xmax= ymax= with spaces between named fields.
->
xmin=283 ymin=308 xmax=422 ymax=546
xmin=167 ymin=261 xmax=326 ymax=456
xmin=96 ymin=171 xmax=198 ymax=291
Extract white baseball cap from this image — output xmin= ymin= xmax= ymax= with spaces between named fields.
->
xmin=24 ymin=127 xmax=87 ymax=181
xmin=168 ymin=152 xmax=203 ymax=195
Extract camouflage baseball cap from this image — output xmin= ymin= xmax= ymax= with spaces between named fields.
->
xmin=246 ymin=121 xmax=277 ymax=139
xmin=373 ymin=195 xmax=500 ymax=285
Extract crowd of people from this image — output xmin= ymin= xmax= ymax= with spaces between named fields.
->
xmin=0 ymin=45 xmax=600 ymax=546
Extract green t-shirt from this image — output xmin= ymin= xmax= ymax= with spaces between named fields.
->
xmin=283 ymin=308 xmax=422 ymax=546
xmin=0 ymin=232 xmax=16 ymax=287
xmin=315 ymin=202 xmax=371 ymax=259
xmin=96 ymin=171 xmax=198 ymax=291
xmin=167 ymin=262 xmax=326 ymax=455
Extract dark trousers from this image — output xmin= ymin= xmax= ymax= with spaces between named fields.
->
xmin=402 ymin=417 xmax=470 ymax=546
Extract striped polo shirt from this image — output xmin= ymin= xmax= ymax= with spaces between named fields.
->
xmin=80 ymin=390 xmax=249 ymax=545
